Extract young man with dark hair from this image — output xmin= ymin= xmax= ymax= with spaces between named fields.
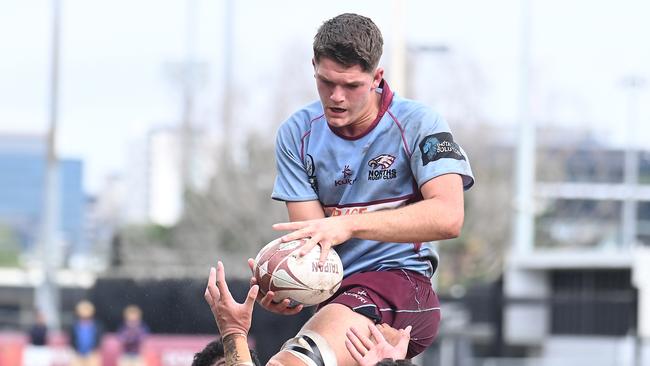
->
xmin=235 ymin=12 xmax=473 ymax=366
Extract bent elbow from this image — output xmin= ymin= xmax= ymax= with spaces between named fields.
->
xmin=442 ymin=212 xmax=464 ymax=239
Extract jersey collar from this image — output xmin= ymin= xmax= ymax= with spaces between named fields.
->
xmin=328 ymin=79 xmax=394 ymax=141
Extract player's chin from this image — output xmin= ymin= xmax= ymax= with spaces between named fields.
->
xmin=324 ymin=115 xmax=350 ymax=128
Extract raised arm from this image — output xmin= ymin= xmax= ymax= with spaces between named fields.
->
xmin=204 ymin=262 xmax=258 ymax=366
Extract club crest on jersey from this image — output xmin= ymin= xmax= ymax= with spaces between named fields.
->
xmin=335 ymin=165 xmax=357 ymax=186
xmin=304 ymin=154 xmax=319 ymax=193
xmin=367 ymin=154 xmax=397 ymax=181
xmin=419 ymin=132 xmax=465 ymax=166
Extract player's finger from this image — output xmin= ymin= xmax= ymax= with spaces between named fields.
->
xmin=245 ymin=285 xmax=259 ymax=310
xmin=249 ymin=277 xmax=264 ymax=301
xmin=261 ymin=295 xmax=302 ymax=315
xmin=278 ymin=302 xmax=304 ymax=315
xmin=351 ymin=325 xmax=375 ymax=350
xmin=317 ymin=242 xmax=330 ymax=265
xmin=279 ymin=228 xmax=312 ymax=243
xmin=345 ymin=339 xmax=364 ymax=364
xmin=204 ymin=287 xmax=215 ymax=308
xmin=368 ymin=323 xmax=386 ymax=344
xmin=272 ymin=221 xmax=305 ymax=232
xmin=346 ymin=328 xmax=368 ymax=356
xmin=396 ymin=326 xmax=412 ymax=355
xmin=297 ymin=236 xmax=314 ymax=256
xmin=215 ymin=261 xmax=233 ymax=301
xmin=259 ymin=291 xmax=277 ymax=308
xmin=403 ymin=325 xmax=412 ymax=337
xmin=297 ymin=237 xmax=318 ymax=257
xmin=204 ymin=267 xmax=214 ymax=301
xmin=206 ymin=267 xmax=221 ymax=303
xmin=247 ymin=258 xmax=256 ymax=274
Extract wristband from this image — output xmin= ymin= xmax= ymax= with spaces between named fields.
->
xmin=223 ymin=332 xmax=247 ymax=340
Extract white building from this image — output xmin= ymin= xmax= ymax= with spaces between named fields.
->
xmin=504 ymin=147 xmax=650 ymax=366
xmin=122 ymin=125 xmax=217 ymax=226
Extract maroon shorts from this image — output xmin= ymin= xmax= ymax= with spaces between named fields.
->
xmin=319 ymin=269 xmax=440 ymax=358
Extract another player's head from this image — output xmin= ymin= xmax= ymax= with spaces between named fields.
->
xmin=312 ymin=13 xmax=385 ymax=131
xmin=191 ymin=339 xmax=261 ymax=366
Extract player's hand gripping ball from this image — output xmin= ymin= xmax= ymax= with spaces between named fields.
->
xmin=253 ymin=238 xmax=343 ymax=306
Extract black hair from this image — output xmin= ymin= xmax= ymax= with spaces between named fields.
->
xmin=191 ymin=339 xmax=261 ymax=366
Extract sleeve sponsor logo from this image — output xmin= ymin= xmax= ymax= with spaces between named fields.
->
xmin=367 ymin=154 xmax=398 ymax=181
xmin=418 ymin=132 xmax=465 ymax=166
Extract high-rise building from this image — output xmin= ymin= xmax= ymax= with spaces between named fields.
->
xmin=0 ymin=134 xmax=85 ymax=259
xmin=121 ymin=126 xmax=217 ymax=226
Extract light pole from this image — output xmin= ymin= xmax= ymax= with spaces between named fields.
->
xmin=513 ymin=0 xmax=535 ymax=254
xmin=36 ymin=0 xmax=63 ymax=331
xmin=221 ymin=0 xmax=234 ymax=160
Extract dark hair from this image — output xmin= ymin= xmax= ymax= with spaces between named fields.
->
xmin=191 ymin=339 xmax=261 ymax=366
xmin=376 ymin=359 xmax=415 ymax=366
xmin=313 ymin=13 xmax=383 ymax=72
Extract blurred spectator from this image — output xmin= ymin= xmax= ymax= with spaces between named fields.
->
xmin=191 ymin=339 xmax=261 ymax=366
xmin=117 ymin=305 xmax=149 ymax=366
xmin=28 ymin=310 xmax=48 ymax=346
xmin=69 ymin=300 xmax=104 ymax=366
xmin=22 ymin=310 xmax=52 ymax=366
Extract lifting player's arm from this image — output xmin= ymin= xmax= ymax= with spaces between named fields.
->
xmin=273 ymin=173 xmax=464 ymax=264
xmin=204 ymin=262 xmax=257 ymax=366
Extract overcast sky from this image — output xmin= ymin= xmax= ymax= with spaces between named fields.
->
xmin=1 ymin=0 xmax=649 ymax=194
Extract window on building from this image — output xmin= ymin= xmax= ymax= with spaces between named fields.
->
xmin=537 ymin=149 xmax=625 ymax=184
xmin=551 ymin=270 xmax=637 ymax=336
xmin=639 ymin=202 xmax=650 ymax=246
xmin=640 ymin=152 xmax=650 ymax=184
xmin=536 ymin=199 xmax=622 ymax=249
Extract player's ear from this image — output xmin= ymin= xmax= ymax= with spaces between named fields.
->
xmin=372 ymin=67 xmax=384 ymax=89
xmin=312 ymin=58 xmax=317 ymax=78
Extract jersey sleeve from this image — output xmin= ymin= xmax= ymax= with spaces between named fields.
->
xmin=407 ymin=108 xmax=475 ymax=190
xmin=271 ymin=119 xmax=320 ymax=202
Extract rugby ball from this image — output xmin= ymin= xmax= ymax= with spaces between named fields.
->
xmin=253 ymin=238 xmax=343 ymax=306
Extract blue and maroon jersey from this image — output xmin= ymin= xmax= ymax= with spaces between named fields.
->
xmin=272 ymin=80 xmax=474 ymax=278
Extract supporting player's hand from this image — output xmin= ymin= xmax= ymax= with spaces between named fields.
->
xmin=272 ymin=216 xmax=352 ymax=265
xmin=345 ymin=323 xmax=411 ymax=366
xmin=247 ymin=258 xmax=304 ymax=315
xmin=204 ymin=261 xmax=258 ymax=337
